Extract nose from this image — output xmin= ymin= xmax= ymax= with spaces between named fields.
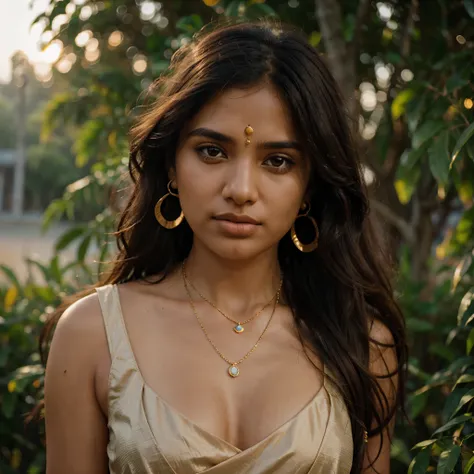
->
xmin=221 ymin=157 xmax=258 ymax=206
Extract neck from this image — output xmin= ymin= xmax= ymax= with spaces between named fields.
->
xmin=183 ymin=241 xmax=281 ymax=315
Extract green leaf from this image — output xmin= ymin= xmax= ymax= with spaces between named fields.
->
xmin=176 ymin=14 xmax=203 ymax=33
xmin=448 ymin=357 xmax=474 ymax=373
xmin=412 ymin=120 xmax=445 ymax=149
xmin=467 ymin=140 xmax=474 ymax=160
xmin=77 ymin=234 xmax=92 ymax=262
xmin=0 ymin=264 xmax=21 ymax=291
xmin=464 ymin=455 xmax=474 ymax=474
xmin=465 ymin=0 xmax=474 ymax=18
xmin=468 ymin=328 xmax=474 ymax=355
xmin=395 ymin=175 xmax=419 ymax=204
xmin=451 ymin=122 xmax=474 ymax=169
xmin=189 ymin=14 xmax=203 ymax=29
xmin=395 ymin=146 xmax=425 ymax=204
xmin=451 ymin=388 xmax=474 ymax=417
xmin=34 ymin=285 xmax=56 ymax=303
xmin=50 ymin=255 xmax=62 ymax=284
xmin=458 ymin=289 xmax=474 ymax=326
xmin=437 ymin=445 xmax=461 ymax=474
xmin=225 ymin=0 xmax=241 ymax=17
xmin=50 ymin=0 xmax=67 ymax=18
xmin=55 ymin=226 xmax=86 ymax=252
xmin=444 ymin=387 xmax=472 ymax=421
xmin=433 ymin=413 xmax=472 ymax=435
xmin=412 ymin=439 xmax=437 ymax=450
xmin=429 ymin=131 xmax=451 ymax=185
xmin=406 ymin=94 xmax=427 ymax=133
xmin=408 ymin=447 xmax=431 ymax=474
xmin=391 ymin=438 xmax=412 ymax=465
xmin=409 ymin=391 xmax=428 ymax=419
xmin=42 ymin=198 xmax=67 ymax=230
xmin=453 ymin=253 xmax=473 ymax=291
xmin=454 ymin=375 xmax=474 ymax=389
xmin=392 ymin=89 xmax=415 ymax=120
xmin=309 ymin=31 xmax=321 ymax=47
xmin=400 ymin=144 xmax=429 ymax=170
xmin=386 ymin=51 xmax=402 ymax=65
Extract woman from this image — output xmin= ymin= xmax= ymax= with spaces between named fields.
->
xmin=44 ymin=21 xmax=406 ymax=474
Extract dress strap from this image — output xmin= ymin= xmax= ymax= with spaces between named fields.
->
xmin=95 ymin=284 xmax=135 ymax=363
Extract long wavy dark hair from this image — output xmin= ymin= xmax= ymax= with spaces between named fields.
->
xmin=41 ymin=20 xmax=407 ymax=473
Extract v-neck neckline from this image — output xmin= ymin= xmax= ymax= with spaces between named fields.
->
xmin=113 ymin=284 xmax=328 ymax=454
xmin=143 ymin=378 xmax=327 ymax=453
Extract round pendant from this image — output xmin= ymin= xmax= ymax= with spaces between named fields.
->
xmin=233 ymin=324 xmax=244 ymax=334
xmin=228 ymin=365 xmax=240 ymax=377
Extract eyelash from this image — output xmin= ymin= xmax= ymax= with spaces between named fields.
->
xmin=195 ymin=144 xmax=296 ymax=173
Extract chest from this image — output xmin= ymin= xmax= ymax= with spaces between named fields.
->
xmin=95 ymin=303 xmax=325 ymax=451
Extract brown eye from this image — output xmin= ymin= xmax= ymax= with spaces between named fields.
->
xmin=263 ymin=155 xmax=295 ymax=172
xmin=196 ymin=145 xmax=226 ymax=160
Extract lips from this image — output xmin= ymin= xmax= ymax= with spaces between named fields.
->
xmin=213 ymin=213 xmax=261 ymax=237
xmin=213 ymin=213 xmax=260 ymax=225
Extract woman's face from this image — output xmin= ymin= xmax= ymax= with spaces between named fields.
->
xmin=174 ymin=83 xmax=309 ymax=261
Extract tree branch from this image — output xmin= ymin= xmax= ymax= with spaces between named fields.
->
xmin=370 ymin=199 xmax=415 ymax=245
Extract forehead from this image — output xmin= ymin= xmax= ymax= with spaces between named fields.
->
xmin=186 ymin=84 xmax=297 ymax=139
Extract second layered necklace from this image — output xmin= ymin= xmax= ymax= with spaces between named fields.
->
xmin=182 ymin=263 xmax=282 ymax=378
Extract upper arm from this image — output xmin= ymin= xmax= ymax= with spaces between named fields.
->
xmin=363 ymin=320 xmax=399 ymax=474
xmin=45 ymin=292 xmax=109 ymax=474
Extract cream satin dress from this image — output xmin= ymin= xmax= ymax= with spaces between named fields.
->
xmin=96 ymin=285 xmax=353 ymax=474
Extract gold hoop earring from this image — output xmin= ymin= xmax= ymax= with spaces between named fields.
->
xmin=291 ymin=202 xmax=319 ymax=253
xmin=154 ymin=180 xmax=184 ymax=229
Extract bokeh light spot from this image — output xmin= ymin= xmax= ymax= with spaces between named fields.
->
xmin=108 ymin=30 xmax=124 ymax=48
xmin=75 ymin=30 xmax=92 ymax=47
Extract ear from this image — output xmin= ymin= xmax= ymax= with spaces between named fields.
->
xmin=168 ymin=168 xmax=177 ymax=187
xmin=302 ymin=188 xmax=313 ymax=208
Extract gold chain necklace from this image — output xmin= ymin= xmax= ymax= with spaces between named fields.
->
xmin=182 ymin=266 xmax=279 ymax=334
xmin=182 ymin=264 xmax=282 ymax=378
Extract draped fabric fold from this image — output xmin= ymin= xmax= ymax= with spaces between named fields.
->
xmin=96 ymin=284 xmax=353 ymax=474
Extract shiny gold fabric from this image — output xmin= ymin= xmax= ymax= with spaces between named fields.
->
xmin=96 ymin=284 xmax=353 ymax=474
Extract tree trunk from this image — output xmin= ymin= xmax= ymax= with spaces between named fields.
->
xmin=314 ymin=0 xmax=356 ymax=115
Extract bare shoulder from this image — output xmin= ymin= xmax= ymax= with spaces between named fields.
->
xmin=45 ymin=290 xmax=110 ymax=474
xmin=48 ymin=290 xmax=108 ymax=372
xmin=55 ymin=291 xmax=105 ymax=340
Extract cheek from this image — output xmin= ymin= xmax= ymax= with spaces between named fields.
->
xmin=175 ymin=151 xmax=212 ymax=220
xmin=265 ymin=175 xmax=306 ymax=221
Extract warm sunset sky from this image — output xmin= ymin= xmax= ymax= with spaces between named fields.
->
xmin=0 ymin=0 xmax=50 ymax=82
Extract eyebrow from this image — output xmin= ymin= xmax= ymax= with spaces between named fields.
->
xmin=187 ymin=127 xmax=302 ymax=151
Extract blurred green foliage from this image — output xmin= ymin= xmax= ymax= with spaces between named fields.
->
xmin=1 ymin=0 xmax=474 ymax=472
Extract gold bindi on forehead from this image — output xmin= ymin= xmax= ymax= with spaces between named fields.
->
xmin=244 ymin=125 xmax=254 ymax=146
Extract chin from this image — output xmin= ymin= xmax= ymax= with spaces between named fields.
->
xmin=202 ymin=237 xmax=275 ymax=262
